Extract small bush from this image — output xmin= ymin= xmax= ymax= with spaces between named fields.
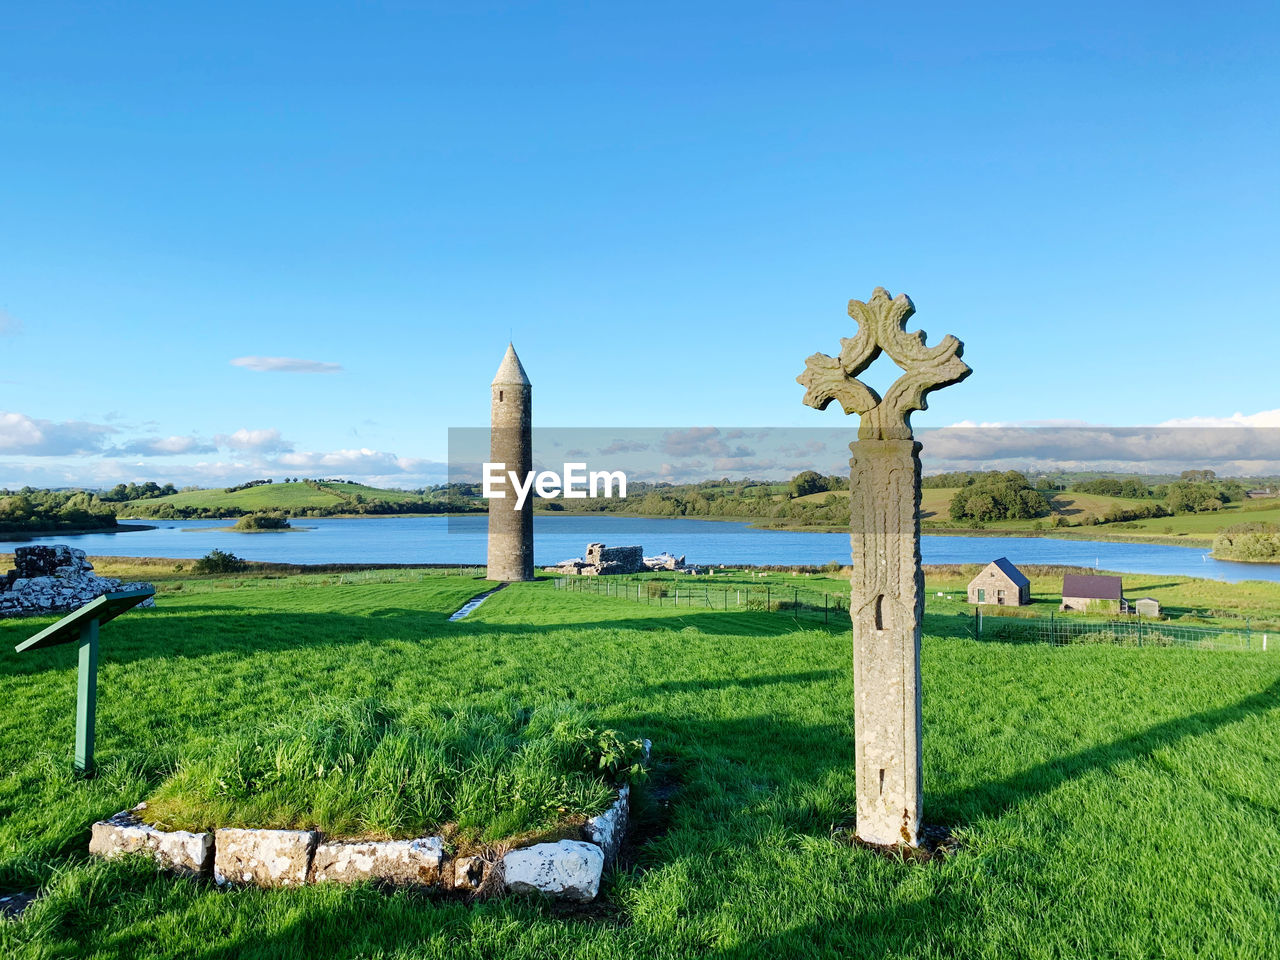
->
xmin=233 ymin=513 xmax=291 ymax=531
xmin=193 ymin=549 xmax=248 ymax=574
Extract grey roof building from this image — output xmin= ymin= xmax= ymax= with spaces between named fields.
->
xmin=1061 ymin=574 xmax=1126 ymax=613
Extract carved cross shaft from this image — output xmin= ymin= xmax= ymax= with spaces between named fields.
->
xmin=797 ymin=287 xmax=970 ymax=847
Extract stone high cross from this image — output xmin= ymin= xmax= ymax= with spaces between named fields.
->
xmin=797 ymin=287 xmax=970 ymax=846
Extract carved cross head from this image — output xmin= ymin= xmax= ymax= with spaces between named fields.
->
xmin=797 ymin=287 xmax=971 ymax=440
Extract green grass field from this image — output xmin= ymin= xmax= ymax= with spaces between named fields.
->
xmin=2 ymin=567 xmax=1279 ymax=958
xmin=115 ymin=481 xmax=428 ymax=517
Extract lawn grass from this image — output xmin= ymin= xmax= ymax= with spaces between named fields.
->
xmin=2 ymin=569 xmax=1279 ymax=958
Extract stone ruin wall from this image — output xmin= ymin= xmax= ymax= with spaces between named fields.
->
xmin=548 ymin=543 xmax=692 ymax=576
xmin=0 ymin=545 xmax=156 ymax=618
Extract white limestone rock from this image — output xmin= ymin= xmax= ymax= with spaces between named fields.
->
xmin=0 ymin=543 xmax=155 ymax=618
xmin=310 ymin=836 xmax=444 ymax=886
xmin=213 ymin=828 xmax=318 ymax=887
xmin=502 ymin=840 xmax=604 ymax=901
xmin=583 ymin=785 xmax=629 ymax=862
xmin=88 ymin=806 xmax=212 ymax=876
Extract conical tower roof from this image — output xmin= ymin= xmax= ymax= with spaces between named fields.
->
xmin=492 ymin=343 xmax=531 ymax=386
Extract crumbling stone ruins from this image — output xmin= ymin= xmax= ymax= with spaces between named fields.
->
xmin=0 ymin=545 xmax=156 ymax=618
xmin=547 ymin=542 xmax=696 ymax=576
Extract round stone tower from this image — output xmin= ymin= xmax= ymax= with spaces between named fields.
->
xmin=487 ymin=343 xmax=535 ymax=581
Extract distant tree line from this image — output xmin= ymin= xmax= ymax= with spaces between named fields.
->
xmin=224 ymin=479 xmax=273 ymax=494
xmin=0 ymin=488 xmax=119 ymax=534
xmin=99 ymin=481 xmax=179 ymax=502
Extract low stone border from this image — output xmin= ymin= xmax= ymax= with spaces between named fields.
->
xmin=90 ymin=742 xmax=648 ymax=902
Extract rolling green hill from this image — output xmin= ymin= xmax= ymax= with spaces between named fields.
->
xmin=114 ymin=481 xmax=451 ymax=519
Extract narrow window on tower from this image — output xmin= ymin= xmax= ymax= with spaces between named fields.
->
xmin=499 ymin=390 xmax=504 ymax=401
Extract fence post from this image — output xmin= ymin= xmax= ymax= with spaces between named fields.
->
xmin=824 ymin=593 xmax=829 ymax=625
xmin=1247 ymin=618 xmax=1252 ymax=649
xmin=766 ymin=586 xmax=770 ymax=612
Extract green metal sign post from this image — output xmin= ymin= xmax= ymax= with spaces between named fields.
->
xmin=15 ymin=589 xmax=154 ymax=777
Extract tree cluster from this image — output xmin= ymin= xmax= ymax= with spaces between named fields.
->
xmin=1070 ymin=477 xmax=1153 ymax=498
xmin=0 ymin=488 xmax=119 ymax=534
xmin=787 ymin=471 xmax=847 ymax=498
xmin=948 ymin=472 xmax=1049 ymax=523
xmin=1213 ymin=522 xmax=1280 ymax=562
xmin=99 ymin=481 xmax=178 ymax=502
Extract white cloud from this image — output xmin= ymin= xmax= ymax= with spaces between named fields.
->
xmin=215 ymin=428 xmax=294 ymax=453
xmin=112 ymin=435 xmax=219 ymax=456
xmin=276 ymin=447 xmax=429 ymax=475
xmin=231 ymin=356 xmax=343 ymax=374
xmin=0 ymin=411 xmax=115 ymax=456
xmin=1159 ymin=409 xmax=1280 ymax=428
xmin=0 ymin=310 xmax=21 ymax=337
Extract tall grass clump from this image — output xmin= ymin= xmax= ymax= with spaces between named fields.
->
xmin=144 ymin=697 xmax=645 ymax=842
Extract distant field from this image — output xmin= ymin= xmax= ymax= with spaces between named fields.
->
xmin=914 ymin=487 xmax=1280 ymax=545
xmin=115 ymin=481 xmax=429 ymax=516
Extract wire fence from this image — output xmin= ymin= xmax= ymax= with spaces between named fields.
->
xmin=972 ymin=609 xmax=1272 ymax=652
xmin=553 ymin=574 xmax=850 ymax=626
xmin=552 ymin=575 xmax=1274 ymax=653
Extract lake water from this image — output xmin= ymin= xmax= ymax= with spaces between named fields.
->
xmin=2 ymin=515 xmax=1278 ymax=583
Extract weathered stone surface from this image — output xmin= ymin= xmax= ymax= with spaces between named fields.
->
xmin=798 ymin=288 xmax=970 ymax=848
xmin=642 ymin=552 xmax=688 ymax=572
xmin=587 ymin=543 xmax=643 ymax=571
xmin=548 ymin=543 xmax=696 ymax=576
xmin=89 ymin=806 xmax=212 ymax=876
xmin=487 ymin=343 xmax=535 ymax=582
xmin=848 ymin=438 xmax=924 ymax=846
xmin=453 ymin=854 xmax=501 ymax=893
xmin=0 ymin=545 xmax=155 ymax=618
xmin=310 ymin=836 xmax=444 ymax=886
xmin=503 ymin=840 xmax=604 ymax=901
xmin=214 ymin=828 xmax=318 ymax=886
xmin=583 ymin=785 xmax=629 ymax=862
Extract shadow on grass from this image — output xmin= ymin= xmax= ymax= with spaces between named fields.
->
xmin=636 ymin=669 xmax=839 ymax=697
xmin=934 ymin=676 xmax=1280 ymax=824
xmin=1 ymin=605 xmax=841 ymax=677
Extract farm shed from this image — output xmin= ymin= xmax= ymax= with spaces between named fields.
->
xmin=967 ymin=558 xmax=1030 ymax=606
xmin=1134 ymin=597 xmax=1161 ymax=617
xmin=1061 ymin=574 xmax=1127 ymax=614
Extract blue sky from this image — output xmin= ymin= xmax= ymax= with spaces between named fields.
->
xmin=3 ymin=2 xmax=1278 ymax=488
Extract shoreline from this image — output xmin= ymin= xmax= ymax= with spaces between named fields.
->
xmin=531 ymin=510 xmax=1221 ymax=551
xmin=108 ymin=510 xmax=1221 ymax=553
xmin=0 ymin=521 xmax=156 ymax=542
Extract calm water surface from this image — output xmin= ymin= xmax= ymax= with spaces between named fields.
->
xmin=2 ymin=515 xmax=1277 ymax=583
